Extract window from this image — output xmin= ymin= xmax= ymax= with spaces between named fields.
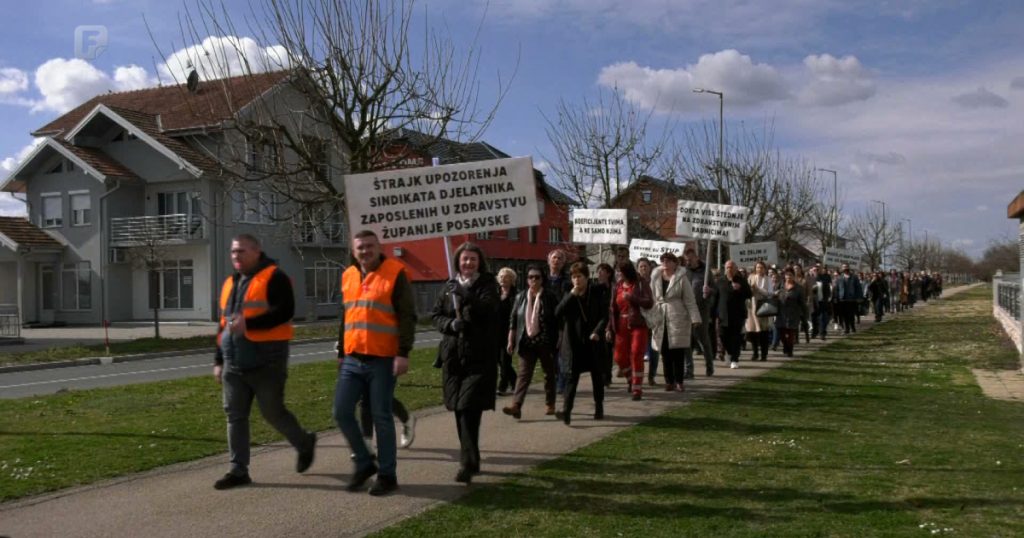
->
xmin=41 ymin=194 xmax=62 ymax=228
xmin=61 ymin=261 xmax=91 ymax=311
xmin=233 ymin=191 xmax=276 ymax=224
xmin=641 ymin=190 xmax=652 ymax=203
xmin=537 ymin=198 xmax=546 ymax=217
xmin=295 ymin=204 xmax=345 ymax=243
xmin=40 ymin=264 xmax=57 ymax=310
xmin=475 ymin=231 xmax=492 ymax=240
xmin=528 ymin=226 xmax=537 ymax=244
xmin=304 ymin=137 xmax=330 ymax=181
xmin=548 ymin=226 xmax=562 ymax=243
xmin=507 ymin=228 xmax=519 ymax=241
xmin=70 ymin=192 xmax=91 ymax=226
xmin=246 ymin=132 xmax=281 ymax=173
xmin=305 ymin=261 xmax=340 ymax=304
xmin=45 ymin=159 xmax=75 ymax=174
xmin=148 ymin=260 xmax=194 ymax=310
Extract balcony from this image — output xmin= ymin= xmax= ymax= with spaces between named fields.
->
xmin=292 ymin=220 xmax=346 ymax=247
xmin=110 ymin=214 xmax=206 ymax=247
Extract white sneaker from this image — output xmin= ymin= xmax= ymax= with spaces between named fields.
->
xmin=730 ymin=361 xmax=739 ymax=369
xmin=400 ymin=416 xmax=416 ymax=448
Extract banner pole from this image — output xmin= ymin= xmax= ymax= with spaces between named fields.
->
xmin=704 ymin=239 xmax=713 ymax=283
xmin=433 ymin=156 xmax=460 ymax=320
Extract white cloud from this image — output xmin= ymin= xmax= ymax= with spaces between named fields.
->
xmin=855 ymin=151 xmax=906 ymax=165
xmin=113 ymin=65 xmax=157 ymax=91
xmin=799 ymin=54 xmax=876 ymax=106
xmin=950 ymin=238 xmax=975 ymax=250
xmin=31 ymin=58 xmax=113 ymax=113
xmin=597 ymin=50 xmax=789 ymax=112
xmin=0 ymin=67 xmax=29 ymax=95
xmin=1011 ymin=76 xmax=1024 ymax=90
xmin=975 ymin=205 xmax=989 ymax=212
xmin=951 ymin=87 xmax=1009 ymax=109
xmin=157 ymin=36 xmax=290 ymax=84
xmin=0 ymin=138 xmax=42 ymax=217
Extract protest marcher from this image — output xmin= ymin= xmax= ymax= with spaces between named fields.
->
xmin=900 ymin=272 xmax=911 ymax=310
xmin=833 ymin=264 xmax=863 ymax=335
xmin=554 ymin=262 xmax=609 ymax=424
xmin=545 ymin=249 xmax=572 ymax=396
xmin=335 ymin=230 xmax=415 ymax=496
xmin=769 ymin=266 xmax=782 ymax=352
xmin=794 ymin=263 xmax=812 ymax=344
xmin=888 ymin=270 xmax=901 ymax=313
xmin=710 ymin=260 xmax=752 ymax=369
xmin=636 ymin=257 xmax=660 ymax=386
xmin=649 ymin=252 xmax=702 ymax=392
xmin=746 ymin=261 xmax=775 ymax=362
xmin=504 ymin=264 xmax=559 ymax=419
xmin=774 ymin=269 xmax=807 ymax=357
xmin=920 ymin=272 xmax=932 ymax=302
xmin=684 ymin=247 xmax=715 ymax=377
xmin=352 ymin=395 xmax=415 ymax=459
xmin=593 ymin=263 xmax=616 ymax=387
xmin=606 ymin=260 xmax=654 ymax=400
xmin=212 ymin=234 xmax=316 ymax=490
xmin=867 ymin=271 xmax=890 ymax=323
xmin=496 ymin=267 xmax=519 ymax=395
xmin=431 ymin=242 xmax=499 ymax=485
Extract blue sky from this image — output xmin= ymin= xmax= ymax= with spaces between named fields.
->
xmin=1 ymin=0 xmax=1022 ymax=258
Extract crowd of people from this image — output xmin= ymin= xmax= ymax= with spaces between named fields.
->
xmin=210 ymin=230 xmax=947 ymax=496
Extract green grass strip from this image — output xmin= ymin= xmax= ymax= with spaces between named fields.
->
xmin=0 ymin=347 xmax=442 ymax=501
xmin=374 ymin=286 xmax=1024 ymax=538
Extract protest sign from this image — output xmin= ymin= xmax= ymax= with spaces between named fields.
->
xmin=729 ymin=241 xmax=779 ymax=267
xmin=823 ymin=247 xmax=864 ymax=268
xmin=339 ymin=157 xmax=539 ymax=243
xmin=675 ymin=201 xmax=749 ymax=243
xmin=572 ymin=208 xmax=628 ymax=245
xmin=628 ymin=238 xmax=688 ymax=262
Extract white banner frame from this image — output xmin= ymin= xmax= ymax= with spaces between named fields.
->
xmin=675 ymin=200 xmax=749 ymax=243
xmin=338 ymin=157 xmax=539 ymax=244
xmin=572 ymin=208 xmax=628 ymax=245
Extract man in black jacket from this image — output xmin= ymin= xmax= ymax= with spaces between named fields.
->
xmin=212 ymin=234 xmax=316 ymax=490
xmin=710 ymin=260 xmax=752 ymax=369
xmin=684 ymin=248 xmax=715 ymax=376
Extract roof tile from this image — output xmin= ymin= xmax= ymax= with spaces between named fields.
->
xmin=0 ymin=217 xmax=63 ymax=248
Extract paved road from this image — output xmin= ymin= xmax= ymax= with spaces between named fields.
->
xmin=0 ymin=333 xmax=443 ymax=399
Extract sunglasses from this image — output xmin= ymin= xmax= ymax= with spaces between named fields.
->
xmin=527 ymin=274 xmax=543 ymax=280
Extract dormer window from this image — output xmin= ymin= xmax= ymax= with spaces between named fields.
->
xmin=112 ymin=131 xmax=136 ymax=142
xmin=45 ymin=159 xmax=75 ymax=174
xmin=641 ymin=190 xmax=652 ymax=203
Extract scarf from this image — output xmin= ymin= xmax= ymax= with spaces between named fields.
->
xmin=526 ymin=289 xmax=541 ymax=338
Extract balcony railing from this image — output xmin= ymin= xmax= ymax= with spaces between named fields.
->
xmin=292 ymin=221 xmax=346 ymax=246
xmin=110 ymin=214 xmax=206 ymax=246
xmin=0 ymin=304 xmax=20 ymax=338
xmin=995 ymin=275 xmax=1021 ymax=321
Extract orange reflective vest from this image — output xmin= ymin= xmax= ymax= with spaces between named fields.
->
xmin=342 ymin=258 xmax=403 ymax=357
xmin=219 ymin=264 xmax=294 ymax=344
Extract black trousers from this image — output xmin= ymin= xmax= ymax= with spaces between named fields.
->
xmin=839 ymin=301 xmax=857 ymax=333
xmin=722 ymin=323 xmax=744 ymax=361
xmin=360 ymin=395 xmax=409 ymax=438
xmin=563 ymin=367 xmax=605 ymax=415
xmin=748 ymin=330 xmax=770 ymax=359
xmin=498 ymin=349 xmax=517 ymax=392
xmin=455 ymin=408 xmax=483 ymax=471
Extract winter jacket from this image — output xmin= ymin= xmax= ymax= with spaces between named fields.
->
xmin=554 ymin=284 xmax=609 ymax=374
xmin=431 ymin=272 xmax=500 ymax=412
xmin=649 ymin=267 xmax=702 ymax=351
xmin=710 ymin=272 xmax=752 ymax=328
xmin=607 ymin=279 xmax=654 ymax=336
xmin=774 ymin=285 xmax=808 ymax=330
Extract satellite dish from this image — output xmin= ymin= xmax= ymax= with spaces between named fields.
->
xmin=186 ymin=69 xmax=199 ymax=93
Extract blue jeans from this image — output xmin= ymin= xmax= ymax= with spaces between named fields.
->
xmin=645 ymin=333 xmax=660 ymax=380
xmin=334 ymin=356 xmax=397 ymax=478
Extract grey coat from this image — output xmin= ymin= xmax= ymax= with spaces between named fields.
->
xmin=649 ymin=267 xmax=702 ymax=351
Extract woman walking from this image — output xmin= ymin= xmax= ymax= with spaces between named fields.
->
xmin=605 ymin=261 xmax=654 ymax=400
xmin=592 ymin=263 xmax=615 ymax=387
xmin=649 ymin=252 xmax=702 ymax=392
xmin=430 ymin=242 xmax=500 ymax=485
xmin=746 ymin=261 xmax=775 ymax=361
xmin=554 ymin=262 xmax=609 ymax=424
xmin=637 ymin=258 xmax=659 ymax=387
xmin=504 ymin=264 xmax=559 ymax=419
xmin=774 ymin=269 xmax=807 ymax=357
xmin=496 ymin=267 xmax=518 ymax=395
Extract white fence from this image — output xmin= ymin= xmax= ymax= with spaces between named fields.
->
xmin=0 ymin=304 xmax=20 ymax=339
xmin=993 ymin=273 xmax=1022 ymax=354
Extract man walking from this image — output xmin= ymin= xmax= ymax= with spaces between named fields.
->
xmin=709 ymin=260 xmax=752 ymax=369
xmin=834 ymin=263 xmax=862 ymax=335
xmin=684 ymin=248 xmax=715 ymax=377
xmin=335 ymin=230 xmax=416 ymax=496
xmin=212 ymin=234 xmax=316 ymax=490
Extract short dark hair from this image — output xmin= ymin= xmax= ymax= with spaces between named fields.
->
xmin=659 ymin=252 xmax=678 ymax=263
xmin=353 ymin=229 xmax=378 ymax=240
xmin=232 ymin=233 xmax=261 ymax=249
xmin=452 ymin=241 xmax=489 ymax=274
xmin=569 ymin=261 xmax=589 ymax=278
xmin=596 ymin=262 xmax=613 ymax=275
xmin=526 ymin=263 xmax=546 ymax=278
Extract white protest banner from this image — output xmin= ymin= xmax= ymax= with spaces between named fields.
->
xmin=339 ymin=157 xmax=539 ymax=243
xmin=572 ymin=208 xmax=628 ymax=245
xmin=823 ymin=247 xmax=864 ymax=268
xmin=730 ymin=241 xmax=779 ymax=267
xmin=628 ymin=239 xmax=688 ymax=262
xmin=675 ymin=200 xmax=749 ymax=243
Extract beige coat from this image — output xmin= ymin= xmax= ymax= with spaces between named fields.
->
xmin=745 ymin=272 xmax=775 ymax=333
xmin=648 ymin=266 xmax=702 ymax=351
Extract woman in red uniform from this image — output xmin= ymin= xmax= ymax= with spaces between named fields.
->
xmin=605 ymin=261 xmax=654 ymax=400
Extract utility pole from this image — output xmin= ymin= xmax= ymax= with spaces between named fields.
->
xmin=694 ymin=87 xmax=725 ymax=275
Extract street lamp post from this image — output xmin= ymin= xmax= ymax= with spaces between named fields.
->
xmin=815 ymin=168 xmax=838 ymax=252
xmin=871 ymin=199 xmax=886 ymax=269
xmin=693 ymin=87 xmax=724 ymax=275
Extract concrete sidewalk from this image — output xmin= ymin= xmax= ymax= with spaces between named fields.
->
xmin=0 ymin=286 xmax=977 ymax=537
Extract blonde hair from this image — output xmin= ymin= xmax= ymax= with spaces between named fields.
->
xmin=497 ymin=266 xmax=517 ymax=284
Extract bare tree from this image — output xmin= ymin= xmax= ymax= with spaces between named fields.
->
xmin=542 ymin=87 xmax=669 ymax=208
xmin=119 ymin=217 xmax=190 ymax=339
xmin=760 ymin=157 xmax=820 ymax=261
xmin=155 ymin=0 xmax=514 ymax=223
xmin=845 ymin=204 xmax=901 ymax=270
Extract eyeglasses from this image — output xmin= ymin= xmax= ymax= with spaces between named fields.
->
xmin=527 ymin=274 xmax=542 ymax=280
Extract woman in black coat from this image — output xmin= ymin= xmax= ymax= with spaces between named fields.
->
xmin=773 ymin=269 xmax=807 ymax=357
xmin=554 ymin=262 xmax=609 ymax=425
xmin=431 ymin=242 xmax=500 ymax=485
